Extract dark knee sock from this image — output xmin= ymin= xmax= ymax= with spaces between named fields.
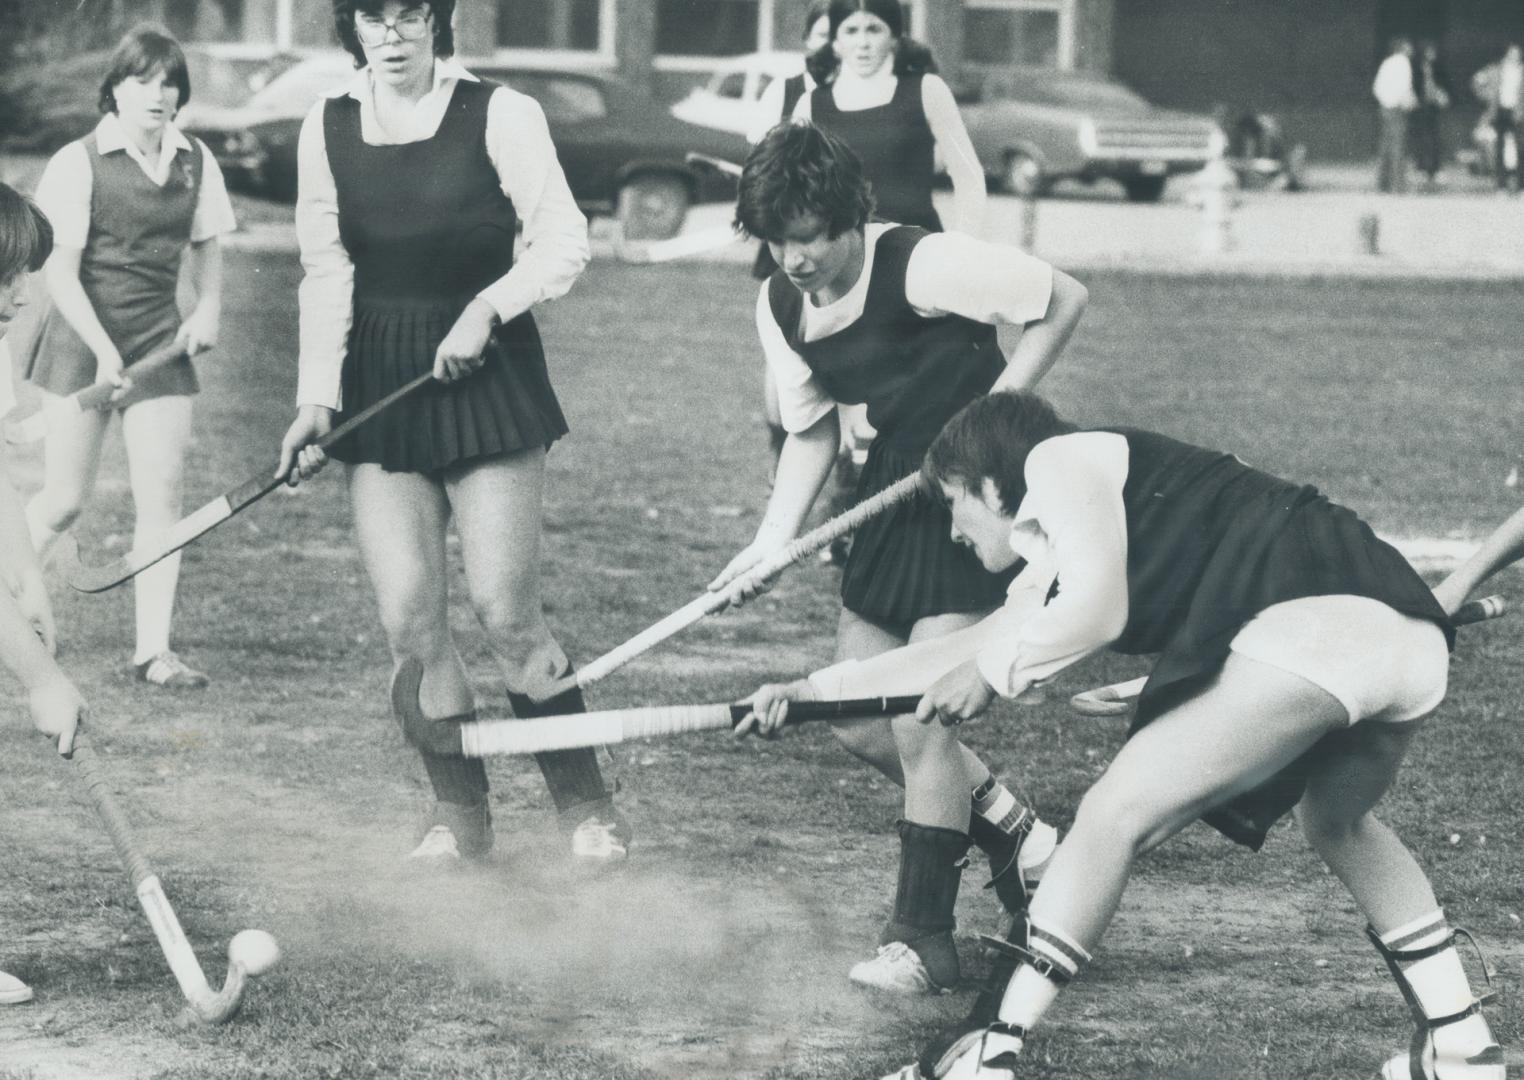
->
xmin=508 ymin=681 xmax=611 ymax=815
xmin=413 ymin=711 xmax=492 ymax=858
xmin=881 ymin=820 xmax=970 ymax=988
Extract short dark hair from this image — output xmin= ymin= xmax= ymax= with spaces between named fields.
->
xmin=802 ymin=0 xmax=832 ymax=35
xmin=0 ymin=183 xmax=54 ymax=282
xmin=922 ymin=391 xmax=1078 ymax=514
xmin=98 ymin=24 xmax=191 ymax=115
xmin=333 ymin=0 xmax=457 ymax=65
xmin=734 ymin=122 xmax=875 ymax=243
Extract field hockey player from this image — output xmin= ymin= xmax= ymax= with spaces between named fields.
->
xmin=750 ymin=390 xmax=1505 ymax=1079
xmin=0 ymin=184 xmax=87 ymax=1006
xmin=715 ymin=123 xmax=1088 ymax=995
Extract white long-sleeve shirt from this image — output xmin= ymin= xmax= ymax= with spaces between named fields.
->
xmin=757 ymin=223 xmax=1053 ymax=433
xmin=808 ymin=431 xmax=1131 ymax=700
xmin=1373 ymin=53 xmax=1418 ymax=110
xmin=294 ymin=57 xmax=590 ymax=409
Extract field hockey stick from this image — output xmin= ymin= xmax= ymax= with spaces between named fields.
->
xmin=392 ymin=657 xmax=920 ymax=757
xmin=621 ymin=223 xmax=742 ymax=265
xmin=561 ymin=471 xmax=929 ymax=694
xmin=683 ymin=151 xmax=743 ymax=178
xmin=1069 ymin=594 xmax=1510 ymax=718
xmin=70 ymin=735 xmax=277 ymax=1023
xmin=5 ymin=340 xmax=188 ymax=445
xmin=63 ymin=370 xmax=435 ymax=593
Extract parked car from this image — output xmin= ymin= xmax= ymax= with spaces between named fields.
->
xmin=0 ymin=43 xmax=299 ymax=154
xmin=669 ymin=51 xmax=810 ymax=138
xmin=962 ymin=68 xmax=1223 ymax=202
xmin=184 ymin=54 xmax=747 ymax=238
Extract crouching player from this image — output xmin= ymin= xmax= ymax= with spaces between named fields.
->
xmin=743 ymin=390 xmax=1505 ymax=1079
xmin=0 ymin=184 xmax=87 ymax=1004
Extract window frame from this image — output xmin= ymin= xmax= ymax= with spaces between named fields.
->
xmin=490 ymin=0 xmax=619 ymax=67
xmin=962 ymin=0 xmax=1075 ymax=71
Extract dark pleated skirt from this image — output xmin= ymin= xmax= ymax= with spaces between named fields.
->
xmin=329 ymin=296 xmax=568 ymax=473
xmin=839 ymin=438 xmax=1014 ymax=626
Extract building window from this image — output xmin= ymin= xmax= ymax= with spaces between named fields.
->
xmin=498 ymin=0 xmax=605 ymax=52
xmin=963 ymin=0 xmax=1069 ymax=69
xmin=656 ymin=0 xmax=765 ymax=58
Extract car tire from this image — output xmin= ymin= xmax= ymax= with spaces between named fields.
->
xmin=1122 ymin=176 xmax=1168 ymax=202
xmin=1001 ymin=151 xmax=1046 ymax=198
xmin=617 ymin=174 xmax=691 ymax=241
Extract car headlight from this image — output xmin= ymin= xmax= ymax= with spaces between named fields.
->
xmin=1207 ymin=126 xmax=1228 ymax=157
xmin=1076 ymin=118 xmax=1098 ymax=156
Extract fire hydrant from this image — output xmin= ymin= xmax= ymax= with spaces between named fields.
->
xmin=1188 ymin=153 xmax=1240 ymax=255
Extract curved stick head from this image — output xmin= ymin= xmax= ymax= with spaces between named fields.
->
xmin=390 ymin=659 xmax=463 ymax=756
xmin=56 ymin=533 xmax=127 ymax=594
xmin=187 ymin=961 xmax=249 ymax=1025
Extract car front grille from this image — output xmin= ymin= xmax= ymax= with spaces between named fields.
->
xmin=1092 ymin=122 xmax=1214 ymax=158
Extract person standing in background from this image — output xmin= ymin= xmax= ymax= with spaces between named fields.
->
xmin=1410 ymin=40 xmax=1451 ymax=188
xmin=1490 ymin=44 xmax=1523 ymax=193
xmin=1373 ymin=36 xmax=1417 ymax=193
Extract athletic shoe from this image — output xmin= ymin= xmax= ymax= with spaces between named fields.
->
xmin=406 ymin=825 xmax=461 ymax=865
xmin=0 ymin=971 xmax=33 ymax=1005
xmin=849 ymin=941 xmax=951 ymax=995
xmin=880 ymin=1024 xmax=1026 ymax=1080
xmin=135 ymin=651 xmax=209 ymax=690
xmin=1380 ymin=1041 xmax=1506 ymax=1080
xmin=570 ymin=814 xmax=628 ymax=864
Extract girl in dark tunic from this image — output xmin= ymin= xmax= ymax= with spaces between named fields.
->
xmin=718 ymin=123 xmax=1089 ymax=995
xmin=23 ymin=26 xmax=236 ymax=689
xmin=277 ymin=0 xmax=625 ymax=866
xmin=751 ymin=391 xmax=1504 ymax=1080
xmin=793 ymin=0 xmax=986 ymax=236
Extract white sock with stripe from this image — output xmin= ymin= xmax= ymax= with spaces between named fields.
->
xmin=996 ymin=920 xmax=1091 ymax=1031
xmin=971 ymin=777 xmax=1056 ymax=882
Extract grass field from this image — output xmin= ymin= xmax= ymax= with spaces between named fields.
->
xmin=0 ymin=253 xmax=1520 ymax=1080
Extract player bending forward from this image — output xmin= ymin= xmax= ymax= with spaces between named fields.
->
xmin=744 ymin=390 xmax=1504 ymax=1080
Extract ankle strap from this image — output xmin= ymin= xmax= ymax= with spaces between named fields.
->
xmin=1366 ymin=924 xmax=1498 ymax=1029
xmin=975 ymin=934 xmax=1073 ymax=985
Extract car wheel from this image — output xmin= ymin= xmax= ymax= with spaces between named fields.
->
xmin=1002 ymin=151 xmax=1046 ymax=198
xmin=617 ymin=174 xmax=691 ymax=241
xmin=1122 ymin=176 xmax=1168 ymax=202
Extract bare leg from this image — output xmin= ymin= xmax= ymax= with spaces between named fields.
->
xmin=120 ymin=395 xmax=192 ymax=663
xmin=445 ymin=448 xmax=566 ymax=698
xmin=347 ymin=464 xmax=472 ymax=717
xmin=25 ymin=390 xmax=110 ymax=556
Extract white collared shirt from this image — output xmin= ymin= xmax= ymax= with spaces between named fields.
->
xmin=806 ymin=431 xmax=1131 ymax=701
xmin=1373 ymin=53 xmax=1418 ymax=110
xmin=294 ymin=57 xmax=590 ymax=409
xmin=756 ymin=222 xmax=1053 ymax=433
xmin=0 ymin=340 xmax=15 ymax=418
xmin=34 ymin=112 xmax=237 ymax=251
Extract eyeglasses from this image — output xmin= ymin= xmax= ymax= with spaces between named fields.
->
xmin=355 ymin=8 xmax=431 ymax=47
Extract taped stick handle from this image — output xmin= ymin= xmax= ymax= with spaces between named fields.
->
xmin=1453 ymin=594 xmax=1506 ymax=625
xmin=573 ymin=472 xmax=927 ymax=689
xmin=73 ymin=340 xmax=190 ymax=412
xmin=771 ymin=695 xmax=923 ymax=724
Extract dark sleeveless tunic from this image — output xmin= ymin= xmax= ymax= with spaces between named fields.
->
xmin=24 ymin=133 xmax=202 ymax=401
xmin=768 ymin=225 xmax=1011 ymax=624
xmin=751 ymin=73 xmax=812 ymax=280
xmin=322 ymin=78 xmax=567 ymax=472
xmin=1098 ymin=427 xmax=1452 ymax=850
xmin=810 ymin=74 xmax=940 ymax=231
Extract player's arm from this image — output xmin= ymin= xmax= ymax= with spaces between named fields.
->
xmin=1432 ymin=504 xmax=1524 ymax=615
xmin=921 ymin=73 xmax=988 ymax=235
xmin=904 ymin=233 xmax=1088 ymax=394
xmin=0 ymin=464 xmax=54 ymax=653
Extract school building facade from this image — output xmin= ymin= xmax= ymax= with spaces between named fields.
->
xmin=180 ymin=0 xmax=1524 ymax=158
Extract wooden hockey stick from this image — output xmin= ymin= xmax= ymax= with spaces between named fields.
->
xmin=5 ymin=340 xmax=188 ymax=445
xmin=64 ymin=370 xmax=435 ymax=593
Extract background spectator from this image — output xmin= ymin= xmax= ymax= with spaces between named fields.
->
xmin=1372 ymin=36 xmax=1416 ymax=193
xmin=1410 ymin=40 xmax=1451 ymax=187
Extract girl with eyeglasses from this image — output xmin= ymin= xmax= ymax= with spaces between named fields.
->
xmin=276 ymin=0 xmax=627 ymax=866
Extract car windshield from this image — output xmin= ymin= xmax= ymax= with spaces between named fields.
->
xmin=246 ymin=59 xmax=356 ymax=115
xmin=184 ymin=51 xmax=301 ymax=109
xmin=484 ymin=72 xmax=608 ymax=122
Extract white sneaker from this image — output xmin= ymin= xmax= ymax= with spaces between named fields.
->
xmin=849 ymin=941 xmax=946 ymax=994
xmin=0 ymin=970 xmax=33 ymax=1005
xmin=1380 ymin=1040 xmax=1506 ymax=1080
xmin=406 ymin=825 xmax=461 ymax=865
xmin=570 ymin=816 xmax=628 ymax=864
xmin=1017 ymin=820 xmax=1058 ymax=889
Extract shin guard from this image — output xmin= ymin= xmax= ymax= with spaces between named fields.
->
xmin=508 ymin=679 xmax=612 ymax=817
xmin=1368 ymin=924 xmax=1503 ymax=1080
xmin=415 ymin=712 xmax=492 ymax=860
xmin=879 ymin=820 xmax=971 ymax=989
